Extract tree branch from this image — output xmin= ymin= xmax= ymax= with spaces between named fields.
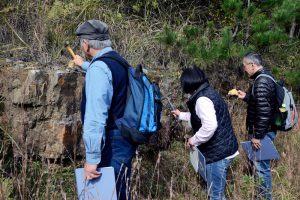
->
xmin=3 ymin=17 xmax=30 ymax=49
xmin=289 ymin=16 xmax=296 ymax=38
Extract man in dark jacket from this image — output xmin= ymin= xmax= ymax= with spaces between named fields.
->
xmin=237 ymin=52 xmax=277 ymax=200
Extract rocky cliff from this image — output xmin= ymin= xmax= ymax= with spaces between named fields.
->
xmin=0 ymin=60 xmax=85 ymax=159
xmin=0 ymin=59 xmax=173 ymax=160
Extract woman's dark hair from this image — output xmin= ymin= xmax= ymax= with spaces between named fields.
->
xmin=180 ymin=65 xmax=208 ymax=94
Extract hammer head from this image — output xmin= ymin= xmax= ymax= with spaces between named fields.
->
xmin=64 ymin=41 xmax=70 ymax=47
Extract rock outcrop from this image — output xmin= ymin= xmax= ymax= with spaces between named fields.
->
xmin=0 ymin=61 xmax=85 ymax=159
xmin=0 ymin=60 xmax=176 ymax=159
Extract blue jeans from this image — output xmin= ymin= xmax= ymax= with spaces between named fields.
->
xmin=251 ymin=132 xmax=276 ymax=200
xmin=206 ymin=158 xmax=233 ymax=200
xmin=99 ymin=129 xmax=136 ymax=200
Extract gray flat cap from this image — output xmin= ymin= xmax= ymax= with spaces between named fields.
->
xmin=76 ymin=20 xmax=110 ymax=40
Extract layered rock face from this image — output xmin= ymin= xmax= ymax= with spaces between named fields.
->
xmin=0 ymin=60 xmax=175 ymax=160
xmin=0 ymin=61 xmax=85 ymax=159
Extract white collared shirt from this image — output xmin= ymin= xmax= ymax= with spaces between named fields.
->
xmin=179 ymin=96 xmax=239 ymax=159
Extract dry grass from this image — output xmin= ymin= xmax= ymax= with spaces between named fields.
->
xmin=1 ymin=1 xmax=300 ymax=199
xmin=1 ymin=109 xmax=299 ymax=199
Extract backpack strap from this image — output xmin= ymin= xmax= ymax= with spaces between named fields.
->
xmin=91 ymin=52 xmax=143 ymax=77
xmin=252 ymin=74 xmax=276 ymax=96
xmin=100 ymin=54 xmax=130 ymax=69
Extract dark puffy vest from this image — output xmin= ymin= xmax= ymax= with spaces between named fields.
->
xmin=81 ymin=51 xmax=128 ymax=131
xmin=187 ymin=82 xmax=238 ymax=164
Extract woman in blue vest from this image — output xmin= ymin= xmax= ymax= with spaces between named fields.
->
xmin=172 ymin=65 xmax=239 ymax=200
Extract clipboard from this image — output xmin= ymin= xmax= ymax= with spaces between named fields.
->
xmin=241 ymin=137 xmax=279 ymax=161
xmin=190 ymin=148 xmax=207 ymax=181
xmin=75 ymin=167 xmax=117 ymax=200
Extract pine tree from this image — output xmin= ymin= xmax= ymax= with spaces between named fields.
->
xmin=158 ymin=0 xmax=300 ymax=91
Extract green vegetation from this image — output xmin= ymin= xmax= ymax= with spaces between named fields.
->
xmin=157 ymin=0 xmax=300 ymax=90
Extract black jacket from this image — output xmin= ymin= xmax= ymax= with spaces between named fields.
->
xmin=244 ymin=69 xmax=277 ymax=139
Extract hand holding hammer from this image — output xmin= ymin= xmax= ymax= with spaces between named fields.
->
xmin=65 ymin=41 xmax=84 ymax=67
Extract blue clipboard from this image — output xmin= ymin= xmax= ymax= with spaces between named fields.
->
xmin=75 ymin=167 xmax=117 ymax=200
xmin=241 ymin=137 xmax=280 ymax=161
xmin=190 ymin=148 xmax=207 ymax=181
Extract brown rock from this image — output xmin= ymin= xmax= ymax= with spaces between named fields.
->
xmin=0 ymin=63 xmax=85 ymax=159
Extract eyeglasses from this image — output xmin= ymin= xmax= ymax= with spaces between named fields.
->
xmin=243 ymin=62 xmax=253 ymax=67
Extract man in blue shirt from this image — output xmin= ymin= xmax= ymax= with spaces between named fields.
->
xmin=73 ymin=20 xmax=136 ymax=200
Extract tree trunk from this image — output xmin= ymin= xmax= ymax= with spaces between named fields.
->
xmin=289 ymin=16 xmax=296 ymax=38
xmin=245 ymin=0 xmax=251 ymax=41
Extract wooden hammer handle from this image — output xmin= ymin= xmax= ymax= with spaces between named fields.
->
xmin=66 ymin=46 xmax=76 ymax=59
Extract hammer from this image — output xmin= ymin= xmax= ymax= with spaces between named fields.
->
xmin=64 ymin=41 xmax=76 ymax=59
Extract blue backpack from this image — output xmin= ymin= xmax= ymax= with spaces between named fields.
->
xmin=100 ymin=55 xmax=162 ymax=144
